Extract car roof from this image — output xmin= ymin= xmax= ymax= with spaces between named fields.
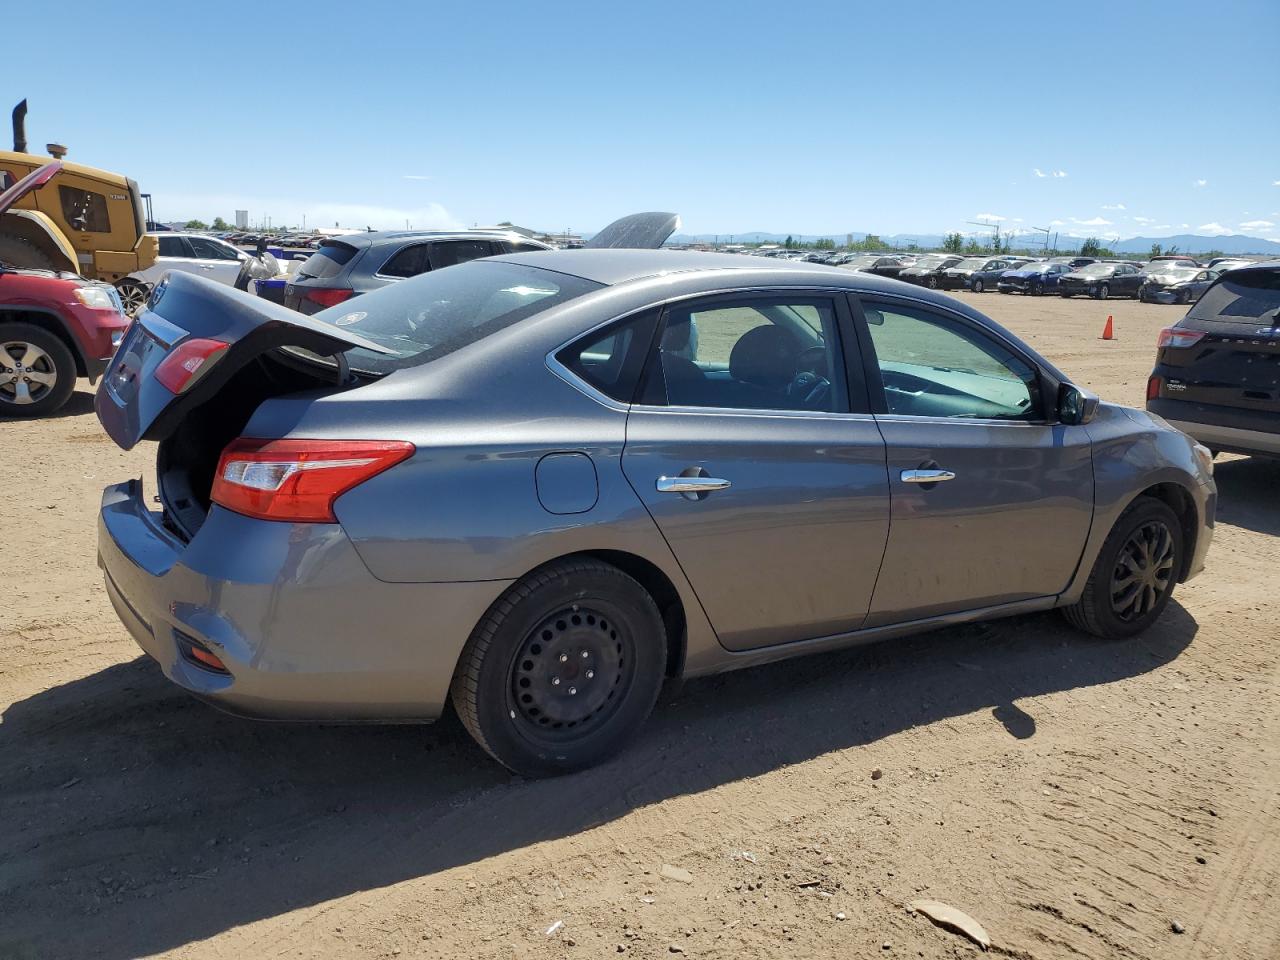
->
xmin=488 ymin=248 xmax=859 ymax=286
xmin=328 ymin=230 xmax=547 ymax=250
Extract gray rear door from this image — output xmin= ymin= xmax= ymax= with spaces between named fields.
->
xmin=854 ymin=296 xmax=1094 ymax=625
xmin=620 ymin=291 xmax=890 ymax=651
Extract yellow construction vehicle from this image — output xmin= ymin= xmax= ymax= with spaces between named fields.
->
xmin=0 ymin=100 xmax=157 ymax=287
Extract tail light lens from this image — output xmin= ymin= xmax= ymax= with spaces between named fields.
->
xmin=301 ymin=288 xmax=355 ymax=309
xmin=1146 ymin=375 xmax=1163 ymax=400
xmin=211 ymin=438 xmax=415 ymax=522
xmin=1156 ymin=326 xmax=1206 ymax=350
xmin=154 ymin=338 xmax=228 ymax=393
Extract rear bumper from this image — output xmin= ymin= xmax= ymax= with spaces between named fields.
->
xmin=97 ymin=479 xmax=511 ymax=722
xmin=1148 ymin=398 xmax=1280 ymax=457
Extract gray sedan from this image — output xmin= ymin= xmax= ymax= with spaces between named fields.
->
xmin=94 ymin=251 xmax=1216 ymax=776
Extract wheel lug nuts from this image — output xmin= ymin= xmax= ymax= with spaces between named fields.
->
xmin=558 ymin=653 xmax=568 ymax=663
xmin=551 ymin=677 xmax=561 ymax=686
xmin=585 ymin=670 xmax=595 ymax=679
xmin=569 ymin=687 xmax=577 ymax=696
xmin=581 ymin=650 xmax=589 ymax=659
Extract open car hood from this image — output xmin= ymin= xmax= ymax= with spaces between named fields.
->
xmin=96 ymin=271 xmax=391 ymax=450
xmin=0 ymin=160 xmax=62 ymax=217
xmin=584 ymin=212 xmax=680 ymax=250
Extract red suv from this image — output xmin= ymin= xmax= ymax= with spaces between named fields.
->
xmin=0 ymin=162 xmax=130 ymax=417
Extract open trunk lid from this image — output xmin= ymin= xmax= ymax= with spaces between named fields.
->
xmin=584 ymin=211 xmax=680 ymax=249
xmin=95 ymin=271 xmax=391 ymax=450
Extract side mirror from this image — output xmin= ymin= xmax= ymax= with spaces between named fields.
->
xmin=1058 ymin=383 xmax=1099 ymax=425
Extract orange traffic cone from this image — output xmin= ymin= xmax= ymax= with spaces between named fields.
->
xmin=1099 ymin=315 xmax=1115 ymax=340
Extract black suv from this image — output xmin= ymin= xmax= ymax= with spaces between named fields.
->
xmin=1147 ymin=260 xmax=1280 ymax=458
xmin=284 ymin=231 xmax=551 ymax=315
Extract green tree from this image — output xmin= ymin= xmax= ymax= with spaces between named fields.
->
xmin=964 ymin=238 xmax=982 ymax=254
xmin=942 ymin=232 xmax=964 ymax=253
xmin=184 ymin=218 xmax=208 ymax=230
xmin=212 ymin=216 xmax=230 ymax=230
xmin=784 ymin=235 xmax=794 ymax=248
xmin=1149 ymin=242 xmax=1163 ymax=258
xmin=1079 ymin=237 xmax=1104 ymax=257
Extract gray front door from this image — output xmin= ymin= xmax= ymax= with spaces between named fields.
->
xmin=621 ymin=293 xmax=890 ymax=651
xmin=856 ymin=297 xmax=1094 ymax=625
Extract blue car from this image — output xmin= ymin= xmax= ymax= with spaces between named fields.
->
xmin=997 ymin=260 xmax=1075 ymax=296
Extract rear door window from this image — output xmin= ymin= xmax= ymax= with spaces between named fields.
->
xmin=556 ymin=308 xmax=660 ymax=403
xmin=188 ymin=237 xmax=240 ymax=260
xmin=157 ymin=236 xmax=192 ymax=258
xmin=428 ymin=240 xmax=498 ymax=269
xmin=379 ymin=243 xmax=431 ymax=278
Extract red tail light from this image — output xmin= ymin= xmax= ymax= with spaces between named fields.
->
xmin=301 ymin=287 xmax=355 ymax=308
xmin=155 ymin=338 xmax=228 ymax=393
xmin=1156 ymin=326 xmax=1206 ymax=350
xmin=1146 ymin=375 xmax=1162 ymax=400
xmin=211 ymin=438 xmax=415 ymax=523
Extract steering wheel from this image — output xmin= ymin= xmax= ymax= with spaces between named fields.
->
xmin=786 ymin=345 xmax=832 ymax=409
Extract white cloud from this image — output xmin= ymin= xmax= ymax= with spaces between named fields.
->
xmin=1049 ymin=219 xmax=1065 ymax=226
xmin=1052 ymin=170 xmax=1068 ymax=178
xmin=1240 ymin=219 xmax=1274 ymax=229
xmin=1180 ymin=223 xmax=1191 ymax=229
xmin=1194 ymin=179 xmax=1208 ymax=188
xmin=1273 ymin=180 xmax=1280 ymax=186
xmin=1032 ymin=168 xmax=1046 ymax=178
xmin=1149 ymin=225 xmax=1172 ymax=231
xmin=156 ymin=191 xmax=462 ymax=231
xmin=973 ymin=212 xmax=1006 ymax=222
xmin=1071 ymin=216 xmax=1112 ymax=226
xmin=1101 ymin=203 xmax=1126 ymax=211
xmin=402 ymin=174 xmax=432 ymax=181
xmin=1010 ymin=217 xmax=1024 ymax=222
xmin=1132 ymin=216 xmax=1156 ymax=224
xmin=1196 ymin=222 xmax=1232 ymax=235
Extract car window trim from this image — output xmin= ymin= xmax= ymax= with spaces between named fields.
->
xmin=638 ymin=289 xmax=862 ymax=416
xmin=546 ymin=284 xmax=875 ymax=415
xmin=374 ymin=241 xmax=431 ymax=281
xmin=847 ymin=291 xmax=1060 ymax=425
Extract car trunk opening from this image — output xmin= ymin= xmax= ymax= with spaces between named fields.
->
xmin=155 ymin=351 xmax=363 ymax=541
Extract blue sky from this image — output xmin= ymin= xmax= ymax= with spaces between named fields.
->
xmin=9 ymin=0 xmax=1279 ymax=241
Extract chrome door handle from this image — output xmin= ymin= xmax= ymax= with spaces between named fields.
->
xmin=656 ymin=476 xmax=732 ymax=494
xmin=901 ymin=469 xmax=956 ymax=484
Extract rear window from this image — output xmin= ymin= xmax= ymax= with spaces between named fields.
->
xmin=312 ymin=260 xmax=603 ymax=374
xmin=296 ymin=241 xmax=359 ymax=280
xmin=1188 ymin=270 xmax=1280 ymax=322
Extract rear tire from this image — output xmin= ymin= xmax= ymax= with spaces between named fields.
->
xmin=1062 ymin=498 xmax=1184 ymax=640
xmin=972 ymin=279 xmax=984 ymax=293
xmin=115 ymin=279 xmax=150 ymax=318
xmin=0 ymin=233 xmax=55 ymax=270
xmin=0 ymin=323 xmax=77 ymax=418
xmin=450 ymin=558 xmax=667 ymax=777
xmin=926 ymin=275 xmax=938 ymax=289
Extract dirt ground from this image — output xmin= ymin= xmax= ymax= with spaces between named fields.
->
xmin=2 ymin=292 xmax=1277 ymax=960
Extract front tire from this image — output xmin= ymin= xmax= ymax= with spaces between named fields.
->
xmin=1062 ymin=498 xmax=1184 ymax=640
xmin=450 ymin=558 xmax=667 ymax=777
xmin=972 ymin=278 xmax=985 ymax=293
xmin=1097 ymin=283 xmax=1110 ymax=300
xmin=0 ymin=323 xmax=77 ymax=417
xmin=926 ymin=275 xmax=938 ymax=289
xmin=1032 ymin=280 xmax=1045 ymax=296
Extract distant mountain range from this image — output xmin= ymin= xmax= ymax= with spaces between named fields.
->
xmin=667 ymin=231 xmax=1280 ymax=257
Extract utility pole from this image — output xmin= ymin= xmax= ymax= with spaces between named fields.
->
xmin=1031 ymin=226 xmax=1052 ymax=254
xmin=967 ymin=219 xmax=1001 ymax=253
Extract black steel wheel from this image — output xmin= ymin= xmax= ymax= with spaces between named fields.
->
xmin=451 ymin=558 xmax=667 ymax=776
xmin=1063 ymin=498 xmax=1184 ymax=639
xmin=1032 ymin=280 xmax=1045 ymax=296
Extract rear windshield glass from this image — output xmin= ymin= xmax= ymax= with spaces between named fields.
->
xmin=1187 ymin=270 xmax=1280 ymax=322
xmin=311 ymin=261 xmax=603 ymax=374
xmin=296 ymin=241 xmax=359 ymax=280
